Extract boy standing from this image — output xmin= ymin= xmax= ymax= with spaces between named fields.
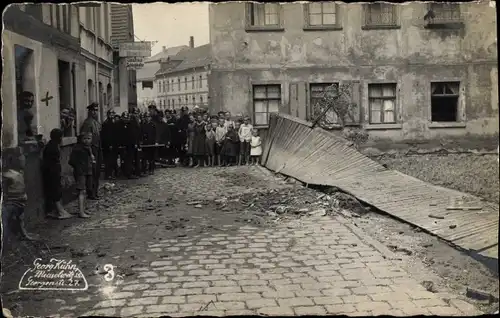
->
xmin=69 ymin=133 xmax=95 ymax=218
xmin=238 ymin=117 xmax=253 ymax=165
xmin=215 ymin=118 xmax=227 ymax=166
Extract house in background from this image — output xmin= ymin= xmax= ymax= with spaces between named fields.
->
xmin=155 ymin=39 xmax=211 ymax=111
xmin=111 ymin=3 xmax=138 ymax=114
xmin=208 ymin=1 xmax=498 ymax=149
xmin=136 ymin=43 xmax=190 ymax=110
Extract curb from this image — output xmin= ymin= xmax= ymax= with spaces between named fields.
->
xmin=336 ymin=215 xmax=400 ymax=261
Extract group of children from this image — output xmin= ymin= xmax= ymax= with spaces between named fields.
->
xmin=1 ymin=106 xmax=265 ymax=242
xmin=185 ymin=112 xmax=263 ymax=167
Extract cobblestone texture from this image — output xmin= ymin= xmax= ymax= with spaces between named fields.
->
xmin=1 ymin=166 xmax=481 ymax=317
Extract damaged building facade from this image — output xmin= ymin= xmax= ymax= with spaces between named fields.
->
xmin=209 ymin=1 xmax=498 ymax=149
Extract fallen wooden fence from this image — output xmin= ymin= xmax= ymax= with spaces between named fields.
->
xmin=263 ymin=113 xmax=499 ymax=261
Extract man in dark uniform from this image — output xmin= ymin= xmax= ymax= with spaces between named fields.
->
xmin=141 ymin=113 xmax=157 ymax=175
xmin=165 ymin=110 xmax=178 ymax=166
xmin=129 ymin=108 xmax=143 ymax=178
xmin=152 ymin=110 xmax=166 ymax=166
xmin=101 ymin=110 xmax=119 ymax=180
xmin=177 ymin=107 xmax=190 ymax=166
xmin=117 ymin=112 xmax=129 ymax=178
xmin=80 ymin=103 xmax=102 ymax=199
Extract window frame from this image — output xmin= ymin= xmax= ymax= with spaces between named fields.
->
xmin=430 ymin=81 xmax=462 ymax=124
xmin=303 ymin=3 xmax=342 ymax=31
xmin=425 ymin=3 xmax=464 ymax=29
xmin=184 ymin=77 xmax=187 ymax=90
xmin=367 ymin=83 xmax=398 ymax=125
xmin=362 ymin=3 xmax=399 ymax=30
xmin=252 ymin=84 xmax=282 ymax=127
xmin=192 ymin=76 xmax=195 ymax=89
xmin=309 ymin=82 xmax=342 ymax=126
xmin=245 ymin=3 xmax=284 ymax=32
xmin=177 ymin=78 xmax=181 ymax=91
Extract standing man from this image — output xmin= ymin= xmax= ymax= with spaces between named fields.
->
xmin=101 ymin=110 xmax=118 ymax=180
xmin=80 ymin=103 xmax=102 ymax=200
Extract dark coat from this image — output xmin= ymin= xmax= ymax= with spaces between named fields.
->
xmin=125 ymin=119 xmax=142 ymax=147
xmin=159 ymin=121 xmax=172 ymax=145
xmin=69 ymin=143 xmax=95 ymax=176
xmin=221 ymin=129 xmax=239 ymax=157
xmin=101 ymin=118 xmax=118 ymax=150
xmin=192 ymin=122 xmax=207 ymax=156
xmin=42 ymin=140 xmax=62 ymax=201
xmin=141 ymin=121 xmax=157 ymax=145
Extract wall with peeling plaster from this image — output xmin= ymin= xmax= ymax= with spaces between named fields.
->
xmin=208 ymin=1 xmax=498 ymax=148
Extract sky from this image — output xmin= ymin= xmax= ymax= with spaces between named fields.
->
xmin=132 ymin=2 xmax=210 ymax=56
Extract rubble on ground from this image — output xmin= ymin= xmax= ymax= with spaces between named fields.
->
xmin=211 ymin=185 xmax=371 ymax=225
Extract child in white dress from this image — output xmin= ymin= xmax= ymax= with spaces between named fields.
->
xmin=250 ymin=129 xmax=262 ymax=165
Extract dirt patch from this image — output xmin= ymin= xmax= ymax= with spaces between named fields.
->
xmin=352 ymin=212 xmax=499 ymax=313
xmin=374 ymin=153 xmax=499 ymax=203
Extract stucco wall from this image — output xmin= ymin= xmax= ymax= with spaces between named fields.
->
xmin=208 ymin=1 xmax=498 ymax=146
xmin=2 ymin=30 xmax=88 ymax=146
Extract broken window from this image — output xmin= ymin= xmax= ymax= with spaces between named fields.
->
xmin=431 ymin=82 xmax=460 ymax=122
xmin=249 ymin=3 xmax=280 ymax=27
xmin=310 ymin=83 xmax=340 ymax=124
xmin=364 ymin=3 xmax=397 ymax=26
xmin=307 ymin=2 xmax=337 ymax=26
xmin=429 ymin=3 xmax=461 ymax=23
xmin=253 ymin=85 xmax=281 ymax=126
xmin=368 ymin=83 xmax=397 ymax=124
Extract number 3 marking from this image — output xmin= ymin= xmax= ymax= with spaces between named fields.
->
xmin=104 ymin=264 xmax=115 ymax=282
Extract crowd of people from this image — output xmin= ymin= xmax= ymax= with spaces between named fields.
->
xmin=41 ymin=103 xmax=263 ymax=220
xmin=2 ymin=102 xmax=264 ymax=241
xmin=100 ymin=104 xmax=263 ymax=180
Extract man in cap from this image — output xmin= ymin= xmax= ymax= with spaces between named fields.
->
xmin=101 ymin=109 xmax=119 ymax=180
xmin=80 ymin=103 xmax=102 ymax=199
xmin=124 ymin=107 xmax=142 ymax=178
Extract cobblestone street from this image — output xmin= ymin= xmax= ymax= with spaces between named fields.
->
xmin=2 ymin=166 xmax=482 ymax=317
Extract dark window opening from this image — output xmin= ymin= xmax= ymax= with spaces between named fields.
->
xmin=431 ymin=82 xmax=459 ymax=122
xmin=58 ymin=59 xmax=74 ymax=137
xmin=142 ymin=81 xmax=153 ymax=89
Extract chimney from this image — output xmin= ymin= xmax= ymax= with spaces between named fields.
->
xmin=189 ymin=36 xmax=194 ymax=48
xmin=162 ymin=46 xmax=166 ymax=52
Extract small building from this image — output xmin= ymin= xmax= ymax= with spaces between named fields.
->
xmin=136 ymin=44 xmax=190 ymax=110
xmin=111 ymin=3 xmax=138 ymax=114
xmin=209 ymin=1 xmax=498 ymax=150
xmin=155 ymin=41 xmax=211 ymax=111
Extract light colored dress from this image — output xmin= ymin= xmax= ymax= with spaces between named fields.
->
xmin=250 ymin=136 xmax=262 ymax=156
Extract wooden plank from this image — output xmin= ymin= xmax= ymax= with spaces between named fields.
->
xmin=264 ymin=114 xmax=499 ymax=260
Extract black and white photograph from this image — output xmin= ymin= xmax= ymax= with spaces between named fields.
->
xmin=1 ymin=1 xmax=499 ymax=317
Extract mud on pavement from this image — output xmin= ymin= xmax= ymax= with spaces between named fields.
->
xmin=1 ymin=166 xmax=495 ymax=316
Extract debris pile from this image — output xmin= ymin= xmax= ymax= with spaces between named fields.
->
xmin=211 ymin=185 xmax=371 ymax=225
